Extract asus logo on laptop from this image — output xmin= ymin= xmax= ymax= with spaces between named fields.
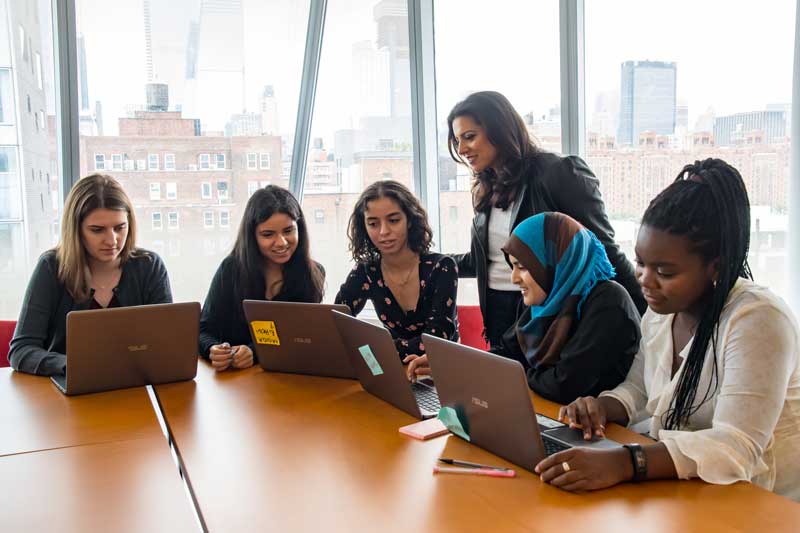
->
xmin=293 ymin=337 xmax=312 ymax=344
xmin=127 ymin=344 xmax=149 ymax=352
xmin=471 ymin=397 xmax=489 ymax=409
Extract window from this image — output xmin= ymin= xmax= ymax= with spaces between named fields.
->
xmin=168 ymin=211 xmax=179 ymax=229
xmin=201 ymin=182 xmax=212 ymax=199
xmin=34 ymin=52 xmax=43 ymax=90
xmin=215 ymin=153 xmax=225 ymax=169
xmin=300 ymin=2 xmax=418 ymax=303
xmin=585 ymin=0 xmax=795 ymax=294
xmin=19 ymin=25 xmax=26 ymax=62
xmin=247 ymin=181 xmax=259 ymax=197
xmin=136 ymin=159 xmax=146 ymax=171
xmin=152 ymin=212 xmax=162 ymax=230
xmin=217 ymin=181 xmax=229 ymax=200
xmin=94 ymin=154 xmax=105 ymax=170
xmin=314 ymin=209 xmax=325 ymax=223
xmin=219 ymin=211 xmax=230 ymax=228
xmin=0 ymin=3 xmax=58 ymax=319
xmin=124 ymin=159 xmax=134 ymax=171
xmin=247 ymin=153 xmax=258 ymax=169
xmin=199 ymin=153 xmax=210 ymax=170
xmin=0 ymin=69 xmax=12 ymax=123
xmin=433 ymin=1 xmax=560 ymax=305
xmin=166 ymin=182 xmax=177 ymax=200
xmin=111 ymin=154 xmax=122 ymax=171
xmin=259 ymin=180 xmax=271 ymax=189
xmin=148 ymin=153 xmax=159 ymax=171
xmin=203 ymin=211 xmax=214 ymax=228
xmin=149 ymin=182 xmax=161 ymax=200
xmin=165 ymin=153 xmax=176 ymax=171
xmin=259 ymin=153 xmax=270 ymax=169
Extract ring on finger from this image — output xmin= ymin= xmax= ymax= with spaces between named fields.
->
xmin=562 ymin=461 xmax=571 ymax=473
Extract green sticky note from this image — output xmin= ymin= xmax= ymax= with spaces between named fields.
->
xmin=358 ymin=344 xmax=384 ymax=376
xmin=438 ymin=406 xmax=470 ymax=441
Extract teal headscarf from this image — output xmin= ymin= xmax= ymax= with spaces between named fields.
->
xmin=502 ymin=212 xmax=615 ymax=367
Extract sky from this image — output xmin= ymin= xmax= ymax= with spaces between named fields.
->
xmin=63 ymin=0 xmax=796 ymax=141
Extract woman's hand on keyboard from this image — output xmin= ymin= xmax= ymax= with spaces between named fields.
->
xmin=402 ymin=354 xmax=430 ymax=382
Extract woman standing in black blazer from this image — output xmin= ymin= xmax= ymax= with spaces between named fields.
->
xmin=448 ymin=91 xmax=645 ymax=356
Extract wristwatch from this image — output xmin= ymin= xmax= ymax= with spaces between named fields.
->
xmin=623 ymin=443 xmax=648 ymax=482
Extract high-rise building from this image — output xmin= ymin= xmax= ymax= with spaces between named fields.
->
xmin=184 ymin=0 xmax=245 ymax=131
xmin=225 ymin=112 xmax=262 ymax=137
xmin=617 ymin=60 xmax=677 ymax=146
xmin=373 ymin=0 xmax=410 ymax=118
xmin=713 ymin=110 xmax=787 ymax=146
xmin=352 ymin=40 xmax=390 ymax=119
xmin=259 ymin=85 xmax=279 ymax=135
xmin=0 ymin=0 xmax=57 ymax=317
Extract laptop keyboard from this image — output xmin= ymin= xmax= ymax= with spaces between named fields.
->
xmin=542 ymin=436 xmax=570 ymax=456
xmin=411 ymin=381 xmax=441 ymax=413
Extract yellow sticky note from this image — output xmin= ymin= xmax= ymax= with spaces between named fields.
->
xmin=251 ymin=320 xmax=280 ymax=346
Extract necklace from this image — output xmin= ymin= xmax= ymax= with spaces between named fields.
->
xmin=382 ymin=258 xmax=418 ymax=287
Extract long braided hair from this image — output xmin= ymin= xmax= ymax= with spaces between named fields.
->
xmin=641 ymin=158 xmax=752 ymax=430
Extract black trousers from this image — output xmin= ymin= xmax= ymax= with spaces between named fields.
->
xmin=485 ymin=288 xmax=523 ymax=355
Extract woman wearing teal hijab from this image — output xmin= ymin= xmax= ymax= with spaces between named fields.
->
xmin=501 ymin=212 xmax=641 ymax=404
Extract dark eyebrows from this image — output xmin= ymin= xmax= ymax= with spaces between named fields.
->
xmin=365 ymin=211 xmax=403 ymax=221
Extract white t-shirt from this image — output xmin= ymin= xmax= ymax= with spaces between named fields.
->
xmin=601 ymin=278 xmax=800 ymax=501
xmin=487 ymin=203 xmax=518 ymax=291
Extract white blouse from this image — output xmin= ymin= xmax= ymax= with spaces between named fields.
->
xmin=487 ymin=203 xmax=518 ymax=291
xmin=600 ymin=278 xmax=800 ymax=501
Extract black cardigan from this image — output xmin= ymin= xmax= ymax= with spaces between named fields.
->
xmin=505 ymin=280 xmax=641 ymax=405
xmin=198 ymin=255 xmax=325 ymax=359
xmin=453 ymin=152 xmax=647 ymax=326
xmin=9 ymin=249 xmax=173 ymax=376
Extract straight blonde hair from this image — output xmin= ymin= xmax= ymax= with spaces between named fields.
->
xmin=56 ymin=173 xmax=138 ymax=301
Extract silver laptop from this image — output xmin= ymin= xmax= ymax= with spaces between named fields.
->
xmin=331 ymin=310 xmax=440 ymax=419
xmin=243 ymin=300 xmax=356 ymax=379
xmin=423 ymin=334 xmax=619 ymax=472
xmin=52 ymin=302 xmax=200 ymax=396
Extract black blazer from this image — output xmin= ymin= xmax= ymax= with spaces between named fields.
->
xmin=453 ymin=152 xmax=647 ymax=327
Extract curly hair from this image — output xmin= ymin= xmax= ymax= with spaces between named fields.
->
xmin=347 ymin=180 xmax=433 ymax=264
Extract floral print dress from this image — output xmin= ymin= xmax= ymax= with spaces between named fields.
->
xmin=335 ymin=252 xmax=459 ymax=360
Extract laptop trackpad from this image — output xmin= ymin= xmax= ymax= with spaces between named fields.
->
xmin=543 ymin=426 xmax=620 ymax=449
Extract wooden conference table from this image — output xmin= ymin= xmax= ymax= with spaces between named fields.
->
xmin=0 ymin=368 xmax=197 ymax=532
xmin=155 ymin=362 xmax=800 ymax=533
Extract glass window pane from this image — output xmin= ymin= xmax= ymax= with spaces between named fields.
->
xmin=433 ymin=0 xmax=560 ymax=304
xmin=585 ymin=1 xmax=795 ymax=294
xmin=0 ymin=0 xmax=61 ymax=319
xmin=301 ymin=0 xmax=416 ymax=302
xmin=76 ymin=0 xmax=310 ymax=302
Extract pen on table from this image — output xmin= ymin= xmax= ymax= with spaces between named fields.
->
xmin=438 ymin=458 xmax=512 ymax=471
xmin=433 ymin=465 xmax=516 ymax=478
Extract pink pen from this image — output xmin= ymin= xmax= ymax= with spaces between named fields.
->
xmin=433 ymin=465 xmax=516 ymax=478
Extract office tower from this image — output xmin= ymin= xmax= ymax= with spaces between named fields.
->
xmin=617 ymin=60 xmax=677 ymax=146
xmin=373 ymin=0 xmax=410 ymax=118
xmin=0 ymin=0 xmax=56 ymax=317
xmin=183 ymin=0 xmax=244 ymax=131
xmin=225 ymin=112 xmax=262 ymax=137
xmin=352 ymin=40 xmax=390 ymax=119
xmin=259 ymin=85 xmax=280 ymax=135
xmin=713 ymin=110 xmax=787 ymax=146
xmin=676 ymin=104 xmax=689 ymax=130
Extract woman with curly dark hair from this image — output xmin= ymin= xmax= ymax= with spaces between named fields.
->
xmin=336 ymin=180 xmax=459 ymax=381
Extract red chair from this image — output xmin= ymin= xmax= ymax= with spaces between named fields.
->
xmin=0 ymin=320 xmax=15 ymax=368
xmin=456 ymin=305 xmax=489 ymax=351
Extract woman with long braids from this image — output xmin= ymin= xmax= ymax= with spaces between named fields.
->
xmin=534 ymin=159 xmax=800 ymax=500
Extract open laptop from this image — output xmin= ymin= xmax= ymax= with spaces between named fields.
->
xmin=423 ymin=333 xmax=619 ymax=472
xmin=243 ymin=301 xmax=356 ymax=379
xmin=331 ymin=310 xmax=440 ymax=419
xmin=53 ymin=302 xmax=200 ymax=396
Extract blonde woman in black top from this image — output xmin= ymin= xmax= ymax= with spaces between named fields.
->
xmin=10 ymin=173 xmax=172 ymax=376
